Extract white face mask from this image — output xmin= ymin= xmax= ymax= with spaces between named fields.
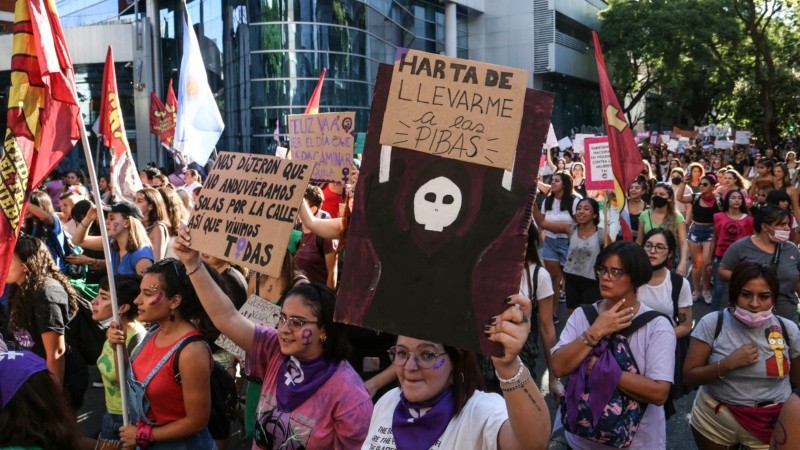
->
xmin=769 ymin=228 xmax=791 ymax=243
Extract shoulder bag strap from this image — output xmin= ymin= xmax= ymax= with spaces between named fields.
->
xmin=140 ymin=335 xmax=196 ymax=388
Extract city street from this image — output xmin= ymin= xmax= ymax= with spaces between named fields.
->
xmin=76 ymin=300 xmax=712 ymax=450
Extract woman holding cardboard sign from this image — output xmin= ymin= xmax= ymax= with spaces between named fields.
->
xmin=362 ymin=294 xmax=550 ymax=450
xmin=173 ymin=224 xmax=373 ymax=449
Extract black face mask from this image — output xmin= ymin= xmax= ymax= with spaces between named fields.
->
xmin=651 ymin=258 xmax=669 ymax=271
xmin=671 ymin=176 xmax=683 ymax=185
xmin=652 ymin=196 xmax=669 ymax=208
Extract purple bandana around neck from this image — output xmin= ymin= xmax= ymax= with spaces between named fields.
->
xmin=564 ymin=339 xmax=622 ymax=431
xmin=392 ymin=387 xmax=455 ymax=450
xmin=275 ymin=354 xmax=339 ymax=412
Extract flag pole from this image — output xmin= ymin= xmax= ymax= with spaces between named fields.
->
xmin=77 ymin=118 xmax=129 ymax=425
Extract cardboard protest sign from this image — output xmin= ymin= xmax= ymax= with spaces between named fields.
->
xmin=715 ymin=140 xmax=734 ymax=150
xmin=558 ymin=136 xmax=573 ymax=151
xmin=215 ymin=295 xmax=282 ymax=359
xmin=649 ymin=132 xmax=658 ymax=145
xmin=735 ymin=130 xmax=752 ymax=145
xmin=661 ymin=134 xmax=671 ymax=145
xmin=584 ymin=137 xmax=613 ymax=190
xmin=672 ymin=126 xmax=699 ymax=140
xmin=667 ymin=139 xmax=679 ymax=152
xmin=187 ymin=153 xmax=314 ymax=277
xmin=379 ymin=49 xmax=529 ymax=171
xmin=573 ymin=133 xmax=594 ymax=153
xmin=336 ymin=63 xmax=554 ymax=354
xmin=288 ymin=112 xmax=356 ymax=183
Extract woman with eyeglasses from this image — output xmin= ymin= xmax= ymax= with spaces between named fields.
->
xmin=551 ymin=241 xmax=676 ymax=449
xmin=683 ymin=263 xmax=800 ymax=450
xmin=172 ymin=226 xmax=373 ymax=449
xmin=636 ymin=182 xmax=690 ymax=276
xmin=685 ymin=175 xmax=722 ymax=304
xmin=363 ymin=295 xmax=550 ymax=450
xmin=108 ymin=258 xmax=221 ymax=449
xmin=718 ymin=205 xmax=800 ymax=324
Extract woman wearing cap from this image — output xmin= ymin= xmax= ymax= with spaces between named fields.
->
xmin=5 ymin=235 xmax=87 ymax=409
xmin=0 ymin=350 xmax=82 ymax=449
xmin=72 ymin=200 xmax=154 ymax=275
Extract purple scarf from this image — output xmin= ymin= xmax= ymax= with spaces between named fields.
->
xmin=565 ymin=340 xmax=622 ymax=431
xmin=275 ymin=355 xmax=339 ymax=412
xmin=392 ymin=388 xmax=455 ymax=450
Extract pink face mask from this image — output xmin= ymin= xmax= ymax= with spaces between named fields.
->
xmin=770 ymin=229 xmax=791 ymax=243
xmin=733 ymin=307 xmax=774 ymax=328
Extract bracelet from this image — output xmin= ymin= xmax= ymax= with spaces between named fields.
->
xmin=78 ymin=220 xmax=89 ymax=228
xmin=580 ymin=331 xmax=599 ymax=347
xmin=717 ymin=360 xmax=725 ymax=379
xmin=500 ymin=367 xmax=532 ymax=392
xmin=186 ymin=263 xmax=203 ymax=276
xmin=135 ymin=421 xmax=154 ymax=449
xmin=585 ymin=329 xmax=599 ymax=343
xmin=495 ymin=356 xmax=524 ymax=384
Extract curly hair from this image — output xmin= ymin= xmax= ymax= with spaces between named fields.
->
xmin=8 ymin=235 xmax=79 ymax=332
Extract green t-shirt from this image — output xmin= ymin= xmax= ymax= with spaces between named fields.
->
xmin=97 ymin=323 xmax=147 ymax=415
xmin=639 ymin=209 xmax=685 ymax=236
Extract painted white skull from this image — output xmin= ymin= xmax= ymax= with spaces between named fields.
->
xmin=413 ymin=176 xmax=463 ymax=232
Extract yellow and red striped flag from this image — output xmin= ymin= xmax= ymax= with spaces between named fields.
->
xmin=0 ymin=0 xmax=81 ymax=286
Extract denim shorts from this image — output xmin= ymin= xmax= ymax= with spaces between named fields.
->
xmin=688 ymin=223 xmax=714 ymax=243
xmin=543 ymin=236 xmax=570 ymax=266
xmin=99 ymin=412 xmax=124 ymax=441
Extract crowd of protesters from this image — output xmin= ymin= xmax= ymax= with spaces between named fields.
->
xmin=1 ymin=136 xmax=800 ymax=450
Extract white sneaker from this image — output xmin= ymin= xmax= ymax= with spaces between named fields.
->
xmin=703 ymin=290 xmax=712 ymax=304
xmin=692 ymin=291 xmax=701 ymax=302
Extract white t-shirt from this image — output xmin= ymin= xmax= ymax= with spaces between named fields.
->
xmin=637 ymin=271 xmax=692 ymax=325
xmin=362 ymin=389 xmax=507 ymax=450
xmin=552 ymin=302 xmax=676 ymax=450
xmin=519 ymin=262 xmax=554 ymax=302
xmin=541 ymin=197 xmax=578 ymax=239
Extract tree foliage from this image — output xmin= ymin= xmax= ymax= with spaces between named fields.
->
xmin=599 ymin=0 xmax=800 ymax=146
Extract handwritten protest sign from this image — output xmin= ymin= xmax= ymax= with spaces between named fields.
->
xmin=288 ymin=112 xmax=355 ymax=183
xmin=379 ymin=49 xmax=528 ymax=171
xmin=188 ymin=153 xmax=314 ymax=277
xmin=337 ymin=63 xmax=554 ymax=355
xmin=215 ymin=295 xmax=282 ymax=359
xmin=585 ymin=137 xmax=613 ymax=190
xmin=735 ymin=130 xmax=752 ymax=145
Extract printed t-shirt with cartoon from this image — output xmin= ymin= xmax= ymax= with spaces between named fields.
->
xmin=362 ymin=389 xmax=507 ymax=450
xmin=248 ymin=325 xmax=372 ymax=450
xmin=691 ymin=309 xmax=800 ymax=405
xmin=551 ymin=302 xmax=676 ymax=450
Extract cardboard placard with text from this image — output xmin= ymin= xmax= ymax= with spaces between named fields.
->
xmin=187 ymin=153 xmax=314 ymax=277
xmin=379 ymin=49 xmax=529 ymax=171
xmin=336 ymin=63 xmax=554 ymax=355
xmin=288 ymin=112 xmax=356 ymax=183
xmin=584 ymin=137 xmax=614 ymax=190
xmin=573 ymin=133 xmax=595 ymax=154
xmin=215 ymin=295 xmax=282 ymax=359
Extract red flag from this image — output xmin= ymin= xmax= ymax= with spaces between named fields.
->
xmin=163 ymin=79 xmax=178 ymax=147
xmin=592 ymin=31 xmax=644 ymax=241
xmin=98 ymin=46 xmax=142 ymax=203
xmin=0 ymin=0 xmax=81 ymax=287
xmin=149 ymin=90 xmax=167 ymax=139
xmin=304 ymin=68 xmax=326 ymax=114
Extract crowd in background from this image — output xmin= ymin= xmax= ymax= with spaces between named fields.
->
xmin=3 ymin=136 xmax=800 ymax=449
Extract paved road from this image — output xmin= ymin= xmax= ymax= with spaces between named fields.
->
xmin=77 ymin=300 xmax=714 ymax=449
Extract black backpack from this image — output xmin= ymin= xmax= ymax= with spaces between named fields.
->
xmin=173 ymin=335 xmax=238 ymax=434
xmin=65 ymin=295 xmax=106 ymax=364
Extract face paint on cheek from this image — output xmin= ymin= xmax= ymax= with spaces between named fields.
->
xmin=112 ymin=222 xmax=119 ymax=231
xmin=150 ymin=293 xmax=164 ymax=305
xmin=301 ymin=328 xmax=312 ymax=346
xmin=432 ymin=358 xmax=446 ymax=370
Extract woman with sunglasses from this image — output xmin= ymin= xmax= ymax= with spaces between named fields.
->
xmin=173 ymin=225 xmax=372 ymax=449
xmin=108 ymin=258 xmax=221 ymax=449
xmin=684 ymin=263 xmax=800 ymax=450
xmin=551 ymin=241 xmax=676 ymax=449
xmin=362 ymin=294 xmax=549 ymax=450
